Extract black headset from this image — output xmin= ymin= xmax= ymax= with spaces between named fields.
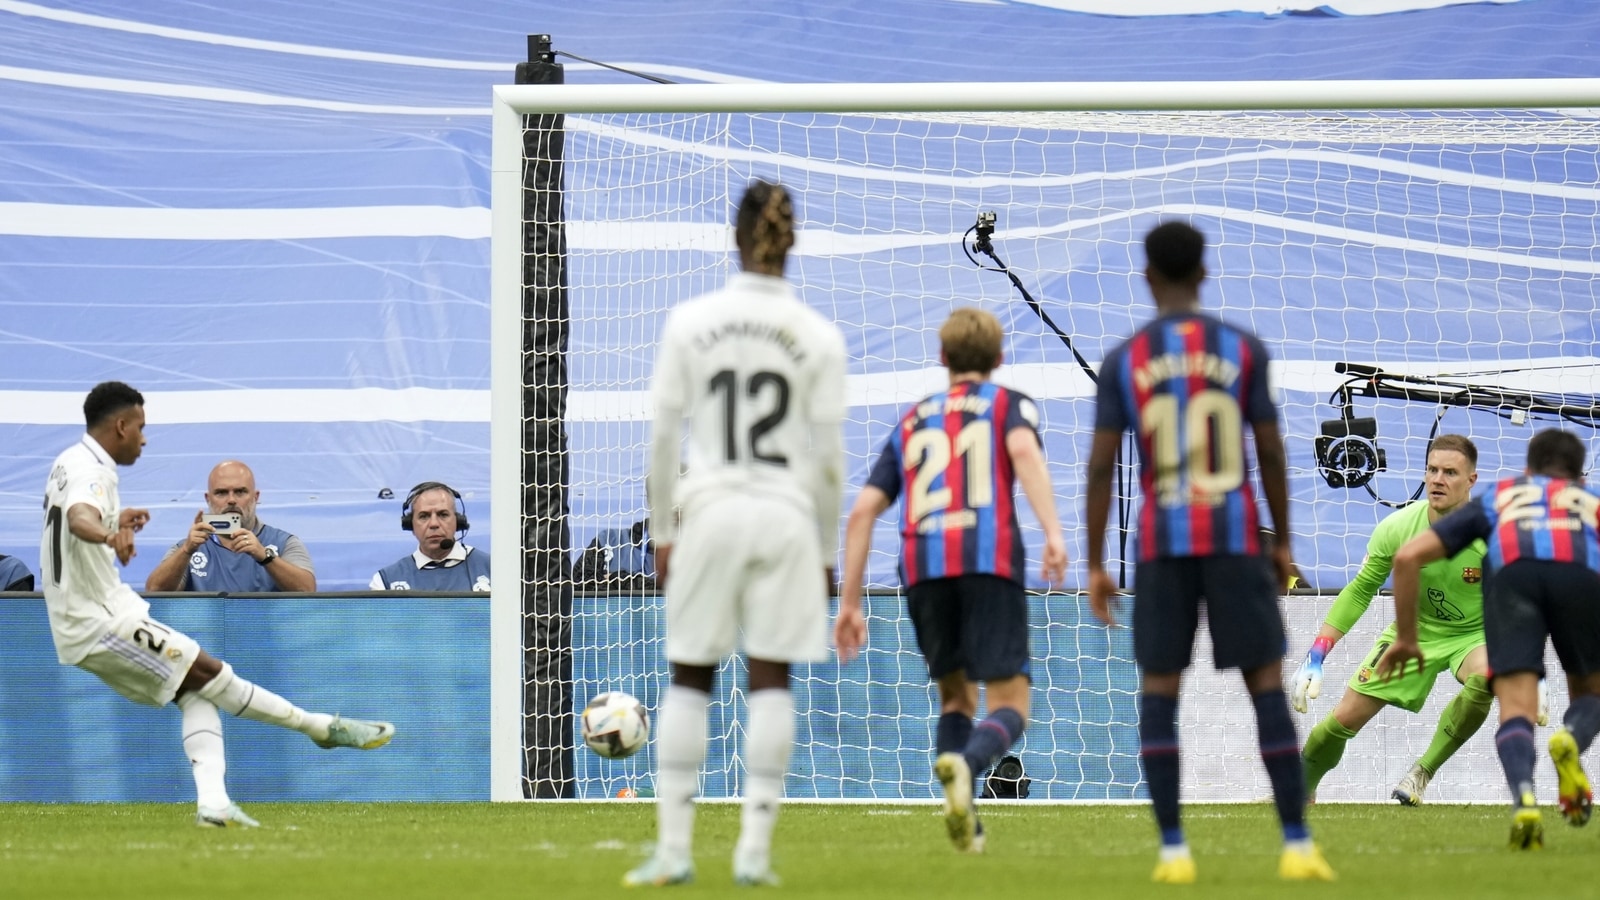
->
xmin=400 ymin=481 xmax=469 ymax=534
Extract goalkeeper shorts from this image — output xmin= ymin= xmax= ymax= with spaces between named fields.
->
xmin=1349 ymin=623 xmax=1483 ymax=712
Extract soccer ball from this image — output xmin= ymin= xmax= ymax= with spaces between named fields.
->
xmin=581 ymin=691 xmax=650 ymax=759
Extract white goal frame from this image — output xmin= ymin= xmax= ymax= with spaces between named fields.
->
xmin=488 ymin=78 xmax=1600 ymax=802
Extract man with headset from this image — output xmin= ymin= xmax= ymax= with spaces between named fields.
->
xmin=370 ymin=482 xmax=491 ymax=592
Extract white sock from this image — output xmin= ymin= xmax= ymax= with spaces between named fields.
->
xmin=735 ymin=688 xmax=794 ymax=871
xmin=197 ymin=662 xmax=334 ymax=741
xmin=176 ymin=693 xmax=231 ymax=810
xmin=655 ymin=684 xmax=710 ymax=862
xmin=1160 ymin=843 xmax=1192 ymax=863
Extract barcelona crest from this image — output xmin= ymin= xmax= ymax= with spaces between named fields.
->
xmin=1462 ymin=567 xmax=1482 ymax=584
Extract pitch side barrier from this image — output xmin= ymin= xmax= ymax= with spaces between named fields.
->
xmin=4 ymin=585 xmax=1550 ymax=804
xmin=0 ymin=591 xmax=487 ymax=802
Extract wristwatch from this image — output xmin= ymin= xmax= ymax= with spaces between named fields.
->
xmin=259 ymin=547 xmax=279 ymax=566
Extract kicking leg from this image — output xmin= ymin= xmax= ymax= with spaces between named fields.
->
xmin=183 ymin=653 xmax=391 ymax=750
xmin=732 ymin=658 xmax=793 ymax=886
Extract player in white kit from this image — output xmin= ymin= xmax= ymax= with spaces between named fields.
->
xmin=624 ymin=181 xmax=847 ymax=887
xmin=41 ymin=381 xmax=395 ymax=828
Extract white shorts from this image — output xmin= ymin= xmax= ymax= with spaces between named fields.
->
xmin=76 ymin=613 xmax=201 ymax=707
xmin=666 ymin=493 xmax=829 ymax=665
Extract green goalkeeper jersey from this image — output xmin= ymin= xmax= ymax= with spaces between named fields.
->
xmin=1324 ymin=499 xmax=1486 ymax=643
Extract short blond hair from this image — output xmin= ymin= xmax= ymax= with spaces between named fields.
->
xmin=940 ymin=307 xmax=1002 ymax=375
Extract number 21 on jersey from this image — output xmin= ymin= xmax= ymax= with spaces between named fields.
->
xmin=905 ymin=421 xmax=993 ymax=524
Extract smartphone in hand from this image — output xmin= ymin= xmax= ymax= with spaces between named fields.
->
xmin=204 ymin=512 xmax=243 ymax=536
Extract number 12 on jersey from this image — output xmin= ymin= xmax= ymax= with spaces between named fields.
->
xmin=708 ymin=368 xmax=791 ymax=466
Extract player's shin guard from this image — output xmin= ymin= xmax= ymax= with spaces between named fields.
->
xmin=1418 ymin=674 xmax=1492 ymax=776
xmin=656 ymin=685 xmax=711 ymax=863
xmin=1301 ymin=716 xmax=1358 ymax=795
xmin=736 ymin=689 xmax=794 ymax=873
xmin=937 ymin=711 xmax=974 ymax=756
xmin=962 ymin=708 xmax=1025 ymax=782
xmin=1564 ymin=694 xmax=1600 ymax=751
xmin=1253 ymin=689 xmax=1309 ymax=840
xmin=1139 ymin=693 xmax=1183 ymax=845
xmin=176 ymin=692 xmax=230 ymax=810
xmin=1495 ymin=717 xmax=1538 ymax=805
xmin=195 ymin=662 xmax=333 ymax=741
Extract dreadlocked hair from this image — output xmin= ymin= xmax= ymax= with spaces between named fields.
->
xmin=735 ymin=180 xmax=794 ymax=274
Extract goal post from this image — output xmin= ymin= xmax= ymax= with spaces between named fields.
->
xmin=490 ymin=79 xmax=1600 ymax=803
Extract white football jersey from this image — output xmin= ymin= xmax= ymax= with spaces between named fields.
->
xmin=40 ymin=436 xmax=149 ymax=665
xmin=648 ymin=272 xmax=846 ymax=547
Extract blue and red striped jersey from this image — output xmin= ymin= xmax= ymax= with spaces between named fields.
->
xmin=866 ymin=380 xmax=1041 ymax=587
xmin=1094 ymin=312 xmax=1277 ymax=560
xmin=1432 ymin=475 xmax=1600 ymax=576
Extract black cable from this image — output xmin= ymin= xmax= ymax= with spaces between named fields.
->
xmin=960 ymin=215 xmax=1138 ymax=584
xmin=552 ymin=50 xmax=677 ymax=85
xmin=962 ymin=222 xmax=1098 ymax=386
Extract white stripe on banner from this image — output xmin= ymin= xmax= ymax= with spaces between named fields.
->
xmin=0 ymin=202 xmax=490 ymax=241
xmin=0 ymin=0 xmax=764 ymax=82
xmin=7 ymin=201 xmax=1600 ymax=276
xmin=0 ymin=64 xmax=487 ymax=116
xmin=1 ymin=360 xmax=1593 ymax=425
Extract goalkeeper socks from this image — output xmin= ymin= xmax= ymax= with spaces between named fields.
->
xmin=936 ymin=711 xmax=973 ymax=755
xmin=962 ymin=707 xmax=1025 ymax=779
xmin=1301 ymin=716 xmax=1358 ymax=793
xmin=1418 ymin=674 xmax=1493 ymax=775
xmin=656 ymin=685 xmax=710 ymax=861
xmin=1564 ymin=694 xmax=1600 ymax=751
xmin=1139 ymin=692 xmax=1183 ymax=840
xmin=735 ymin=689 xmax=795 ymax=871
xmin=196 ymin=662 xmax=333 ymax=741
xmin=1252 ymin=689 xmax=1308 ymax=840
xmin=176 ymin=693 xmax=231 ymax=810
xmin=1495 ymin=717 xmax=1537 ymax=803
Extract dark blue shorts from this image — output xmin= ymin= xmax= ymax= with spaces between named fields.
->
xmin=906 ymin=574 xmax=1030 ymax=682
xmin=1485 ymin=559 xmax=1600 ymax=679
xmin=1132 ymin=555 xmax=1285 ymax=674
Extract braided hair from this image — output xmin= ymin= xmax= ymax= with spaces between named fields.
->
xmin=735 ymin=179 xmax=795 ymax=276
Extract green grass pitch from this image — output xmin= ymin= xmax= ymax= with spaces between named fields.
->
xmin=1 ymin=801 xmax=1591 ymax=898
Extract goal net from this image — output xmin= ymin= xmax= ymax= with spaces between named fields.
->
xmin=489 ymin=80 xmax=1600 ymax=802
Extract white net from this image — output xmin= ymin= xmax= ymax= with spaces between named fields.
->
xmin=512 ymin=101 xmax=1600 ymax=801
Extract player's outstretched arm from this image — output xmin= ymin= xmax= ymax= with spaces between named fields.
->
xmin=835 ymin=487 xmax=890 ymax=664
xmin=1006 ymin=426 xmax=1067 ymax=585
xmin=1291 ymin=624 xmax=1348 ymax=713
xmin=1083 ymin=428 xmax=1122 ymax=626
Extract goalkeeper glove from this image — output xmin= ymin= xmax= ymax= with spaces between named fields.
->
xmin=1291 ymin=636 xmax=1335 ymax=714
xmin=1537 ymin=677 xmax=1550 ymax=727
